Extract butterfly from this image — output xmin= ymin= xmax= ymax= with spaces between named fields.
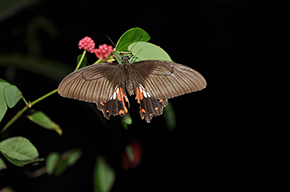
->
xmin=58 ymin=56 xmax=207 ymax=123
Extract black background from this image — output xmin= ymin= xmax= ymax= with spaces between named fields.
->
xmin=0 ymin=0 xmax=264 ymax=191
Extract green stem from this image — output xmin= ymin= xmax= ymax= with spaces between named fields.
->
xmin=0 ymin=88 xmax=58 ymax=135
xmin=0 ymin=106 xmax=28 ymax=135
xmin=74 ymin=50 xmax=86 ymax=71
xmin=1 ymin=50 xmax=88 ymax=135
xmin=22 ymin=95 xmax=29 ymax=106
xmin=93 ymin=57 xmax=103 ymax=64
xmin=30 ymin=88 xmax=58 ymax=107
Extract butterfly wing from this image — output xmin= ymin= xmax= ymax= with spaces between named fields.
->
xmin=131 ymin=60 xmax=207 ymax=99
xmin=58 ymin=63 xmax=129 ymax=119
xmin=129 ymin=60 xmax=207 ymax=123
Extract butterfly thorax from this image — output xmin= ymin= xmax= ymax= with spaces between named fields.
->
xmin=122 ymin=56 xmax=135 ymax=96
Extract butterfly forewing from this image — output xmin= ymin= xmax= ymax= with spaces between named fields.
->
xmin=58 ymin=63 xmax=130 ymax=119
xmin=58 ymin=63 xmax=122 ymax=103
xmin=130 ymin=60 xmax=207 ymax=99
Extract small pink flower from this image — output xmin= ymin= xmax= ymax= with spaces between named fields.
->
xmin=94 ymin=44 xmax=113 ymax=60
xmin=78 ymin=36 xmax=95 ymax=53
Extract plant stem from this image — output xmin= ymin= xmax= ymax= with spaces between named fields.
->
xmin=0 ymin=88 xmax=58 ymax=135
xmin=0 ymin=105 xmax=28 ymax=135
xmin=0 ymin=50 xmax=88 ymax=135
xmin=74 ymin=50 xmax=86 ymax=71
xmin=30 ymin=88 xmax=58 ymax=107
xmin=21 ymin=95 xmax=29 ymax=106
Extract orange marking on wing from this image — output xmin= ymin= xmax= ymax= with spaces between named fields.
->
xmin=141 ymin=108 xmax=146 ymax=113
xmin=106 ymin=110 xmax=109 ymax=113
xmin=136 ymin=87 xmax=144 ymax=104
xmin=117 ymin=89 xmax=122 ymax=101
xmin=119 ymin=88 xmax=128 ymax=113
xmin=159 ymin=99 xmax=163 ymax=103
xmin=119 ymin=109 xmax=124 ymax=115
xmin=154 ymin=107 xmax=159 ymax=110
xmin=100 ymin=102 xmax=105 ymax=106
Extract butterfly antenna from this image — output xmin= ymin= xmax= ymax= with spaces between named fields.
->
xmin=128 ymin=35 xmax=143 ymax=51
xmin=106 ymin=35 xmax=117 ymax=48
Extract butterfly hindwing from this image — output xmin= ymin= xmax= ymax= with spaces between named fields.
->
xmin=96 ymin=86 xmax=129 ymax=120
xmin=133 ymin=84 xmax=168 ymax=123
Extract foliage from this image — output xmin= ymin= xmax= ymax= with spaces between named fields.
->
xmin=0 ymin=27 xmax=176 ymax=191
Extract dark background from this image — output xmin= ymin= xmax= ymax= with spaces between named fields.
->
xmin=0 ymin=0 xmax=264 ymax=191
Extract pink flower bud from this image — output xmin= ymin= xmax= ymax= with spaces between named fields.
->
xmin=78 ymin=36 xmax=95 ymax=53
xmin=94 ymin=44 xmax=113 ymax=60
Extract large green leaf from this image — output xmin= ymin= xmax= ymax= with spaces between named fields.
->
xmin=4 ymin=85 xmax=22 ymax=108
xmin=94 ymin=156 xmax=115 ymax=192
xmin=128 ymin=41 xmax=172 ymax=62
xmin=116 ymin=27 xmax=150 ymax=51
xmin=0 ymin=137 xmax=39 ymax=161
xmin=27 ymin=110 xmax=62 ymax=135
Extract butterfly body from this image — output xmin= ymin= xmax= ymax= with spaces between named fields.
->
xmin=58 ymin=56 xmax=206 ymax=123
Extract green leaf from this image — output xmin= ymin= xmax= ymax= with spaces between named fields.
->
xmin=52 ymin=149 xmax=82 ymax=177
xmin=0 ymin=95 xmax=8 ymax=123
xmin=0 ymin=79 xmax=10 ymax=83
xmin=94 ymin=156 xmax=115 ymax=192
xmin=4 ymin=85 xmax=22 ymax=108
xmin=0 ymin=137 xmax=39 ymax=161
xmin=128 ymin=41 xmax=172 ymax=62
xmin=113 ymin=52 xmax=123 ymax=64
xmin=27 ymin=111 xmax=62 ymax=135
xmin=121 ymin=112 xmax=132 ymax=130
xmin=77 ymin=54 xmax=88 ymax=69
xmin=163 ymin=101 xmax=176 ymax=131
xmin=116 ymin=27 xmax=150 ymax=51
xmin=2 ymin=153 xmax=44 ymax=167
xmin=46 ymin=152 xmax=60 ymax=175
xmin=122 ymin=112 xmax=132 ymax=125
xmin=65 ymin=149 xmax=82 ymax=166
xmin=0 ymin=81 xmax=10 ymax=122
xmin=0 ymin=157 xmax=7 ymax=170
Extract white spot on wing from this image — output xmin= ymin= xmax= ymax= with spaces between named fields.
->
xmin=139 ymin=85 xmax=151 ymax=98
xmin=110 ymin=86 xmax=118 ymax=100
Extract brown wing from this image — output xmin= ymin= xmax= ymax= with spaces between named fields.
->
xmin=58 ymin=63 xmax=130 ymax=119
xmin=130 ymin=60 xmax=207 ymax=99
xmin=58 ymin=63 xmax=124 ymax=104
xmin=129 ymin=60 xmax=206 ymax=123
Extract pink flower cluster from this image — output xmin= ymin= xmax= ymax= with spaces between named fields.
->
xmin=78 ymin=36 xmax=113 ymax=60
xmin=78 ymin=36 xmax=95 ymax=53
xmin=94 ymin=44 xmax=113 ymax=60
